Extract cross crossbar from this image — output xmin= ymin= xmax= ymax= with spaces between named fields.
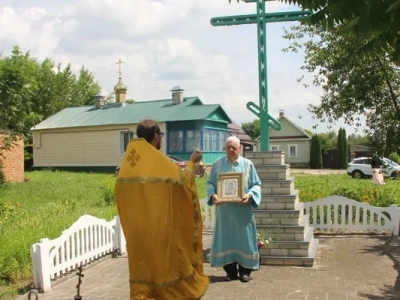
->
xmin=211 ymin=1 xmax=312 ymax=151
xmin=211 ymin=10 xmax=312 ymax=26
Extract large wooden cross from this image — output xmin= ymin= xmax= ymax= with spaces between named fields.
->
xmin=211 ymin=0 xmax=311 ymax=151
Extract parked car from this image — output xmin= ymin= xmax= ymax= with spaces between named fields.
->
xmin=346 ymin=157 xmax=400 ymax=179
xmin=167 ymin=155 xmax=187 ymax=169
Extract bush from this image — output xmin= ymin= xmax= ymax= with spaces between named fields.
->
xmin=310 ymin=135 xmax=323 ymax=169
xmin=0 ymin=162 xmax=5 ymax=185
xmin=337 ymin=128 xmax=348 ymax=169
xmin=101 ymin=175 xmax=116 ymax=206
xmin=332 ymin=186 xmax=395 ymax=207
xmin=388 ymin=152 xmax=400 ymax=164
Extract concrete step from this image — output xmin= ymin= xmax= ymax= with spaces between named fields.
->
xmin=257 ymin=215 xmax=309 ymax=241
xmin=258 ymin=190 xmax=299 ymax=210
xmin=259 ymin=227 xmax=314 ymax=257
xmin=260 ymin=256 xmax=315 ymax=267
xmin=261 ymin=178 xmax=294 ymax=195
xmin=260 ymin=244 xmax=310 ymax=257
xmin=257 ymin=224 xmax=306 ymax=241
xmin=254 ymin=208 xmax=303 ymax=225
xmin=261 ymin=178 xmax=295 ymax=195
xmin=245 ymin=151 xmax=285 ymax=165
xmin=260 ymin=236 xmax=319 ymax=267
xmin=253 ymin=164 xmax=290 ymax=180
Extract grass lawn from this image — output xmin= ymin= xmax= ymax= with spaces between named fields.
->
xmin=0 ymin=171 xmax=399 ymax=299
xmin=295 ymin=174 xmax=400 ymax=206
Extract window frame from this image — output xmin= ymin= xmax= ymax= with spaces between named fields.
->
xmin=288 ymin=144 xmax=298 ymax=158
xmin=168 ymin=128 xmax=228 ymax=153
xmin=270 ymin=145 xmax=280 ymax=151
xmin=119 ymin=130 xmax=134 ymax=154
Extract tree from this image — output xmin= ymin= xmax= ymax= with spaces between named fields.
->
xmin=0 ymin=46 xmax=40 ymax=149
xmin=282 ymin=24 xmax=400 ymax=154
xmin=230 ymin=0 xmax=400 ymax=63
xmin=309 ymin=134 xmax=322 ymax=169
xmin=241 ymin=119 xmax=260 ymax=141
xmin=337 ymin=128 xmax=349 ymax=169
xmin=284 ymin=0 xmax=400 ymax=62
xmin=0 ymin=46 xmax=101 ymax=144
xmin=317 ymin=130 xmax=337 ymax=154
xmin=347 ymin=133 xmax=370 ymax=146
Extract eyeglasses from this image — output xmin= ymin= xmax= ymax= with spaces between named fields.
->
xmin=158 ymin=132 xmax=164 ymax=137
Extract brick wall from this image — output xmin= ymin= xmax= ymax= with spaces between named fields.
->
xmin=0 ymin=135 xmax=24 ymax=183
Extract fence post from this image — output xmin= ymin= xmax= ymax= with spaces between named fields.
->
xmin=114 ymin=216 xmax=126 ymax=255
xmin=34 ymin=238 xmax=52 ymax=292
xmin=390 ymin=204 xmax=400 ymax=236
xmin=31 ymin=243 xmax=40 ymax=290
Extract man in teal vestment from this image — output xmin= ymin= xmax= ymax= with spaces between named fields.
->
xmin=207 ymin=136 xmax=261 ymax=283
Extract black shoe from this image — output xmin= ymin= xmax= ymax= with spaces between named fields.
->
xmin=240 ymin=274 xmax=250 ymax=282
xmin=224 ymin=273 xmax=238 ymax=282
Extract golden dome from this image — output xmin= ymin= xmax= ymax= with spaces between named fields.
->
xmin=114 ymin=78 xmax=127 ymax=91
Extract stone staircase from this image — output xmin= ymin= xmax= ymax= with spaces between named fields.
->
xmin=246 ymin=151 xmax=319 ymax=267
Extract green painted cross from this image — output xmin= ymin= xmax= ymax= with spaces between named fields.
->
xmin=211 ymin=0 xmax=312 ymax=151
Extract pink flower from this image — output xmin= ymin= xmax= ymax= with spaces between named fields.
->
xmin=257 ymin=241 xmax=263 ymax=249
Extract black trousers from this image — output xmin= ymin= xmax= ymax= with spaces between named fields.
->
xmin=223 ymin=262 xmax=252 ymax=277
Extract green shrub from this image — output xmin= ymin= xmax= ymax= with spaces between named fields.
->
xmin=388 ymin=152 xmax=400 ymax=164
xmin=337 ymin=128 xmax=349 ymax=169
xmin=101 ymin=175 xmax=116 ymax=206
xmin=310 ymin=135 xmax=323 ymax=169
xmin=331 ymin=188 xmax=360 ymax=201
xmin=0 ymin=162 xmax=5 ymax=186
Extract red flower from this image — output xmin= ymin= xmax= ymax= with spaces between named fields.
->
xmin=257 ymin=241 xmax=263 ymax=249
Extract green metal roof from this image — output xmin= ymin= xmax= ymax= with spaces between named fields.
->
xmin=31 ymin=97 xmax=232 ymax=130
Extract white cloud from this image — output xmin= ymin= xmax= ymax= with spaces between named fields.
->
xmin=0 ymin=0 xmax=361 ymax=135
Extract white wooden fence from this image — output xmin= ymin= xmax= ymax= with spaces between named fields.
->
xmin=304 ymin=196 xmax=400 ymax=235
xmin=31 ymin=198 xmax=213 ymax=292
xmin=31 ymin=215 xmax=126 ymax=292
xmin=31 ymin=196 xmax=400 ymax=292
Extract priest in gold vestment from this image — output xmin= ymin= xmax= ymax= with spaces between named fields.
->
xmin=115 ymin=119 xmax=209 ymax=300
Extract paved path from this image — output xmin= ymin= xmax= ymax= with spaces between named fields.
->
xmin=16 ymin=235 xmax=400 ymax=300
xmin=290 ymin=169 xmax=346 ymax=175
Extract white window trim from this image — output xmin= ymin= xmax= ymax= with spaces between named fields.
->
xmin=288 ymin=144 xmax=298 ymax=158
xmin=119 ymin=130 xmax=134 ymax=155
xmin=270 ymin=145 xmax=280 ymax=151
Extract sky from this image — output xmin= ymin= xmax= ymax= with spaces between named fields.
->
xmin=0 ymin=0 xmax=360 ymax=135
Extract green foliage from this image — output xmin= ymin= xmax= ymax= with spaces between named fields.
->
xmin=384 ymin=126 xmax=399 ymax=156
xmin=0 ymin=46 xmax=101 ymax=146
xmin=241 ymin=119 xmax=260 ymax=141
xmin=296 ymin=174 xmax=400 ymax=207
xmin=282 ymin=24 xmax=400 ymax=152
xmin=317 ymin=130 xmax=337 ymax=153
xmin=230 ymin=0 xmax=400 ymax=61
xmin=388 ymin=152 xmax=400 ymax=164
xmin=0 ymin=200 xmax=15 ymax=227
xmin=309 ymin=134 xmax=322 ymax=169
xmin=337 ymin=128 xmax=349 ymax=169
xmin=0 ymin=171 xmax=116 ymax=292
xmin=278 ymin=0 xmax=400 ymax=63
xmin=0 ymin=163 xmax=5 ymax=186
xmin=348 ymin=133 xmax=370 ymax=146
xmin=0 ymin=172 xmax=209 ymax=297
xmin=101 ymin=175 xmax=116 ymax=206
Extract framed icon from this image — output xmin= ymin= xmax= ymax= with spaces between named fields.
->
xmin=217 ymin=172 xmax=244 ymax=202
